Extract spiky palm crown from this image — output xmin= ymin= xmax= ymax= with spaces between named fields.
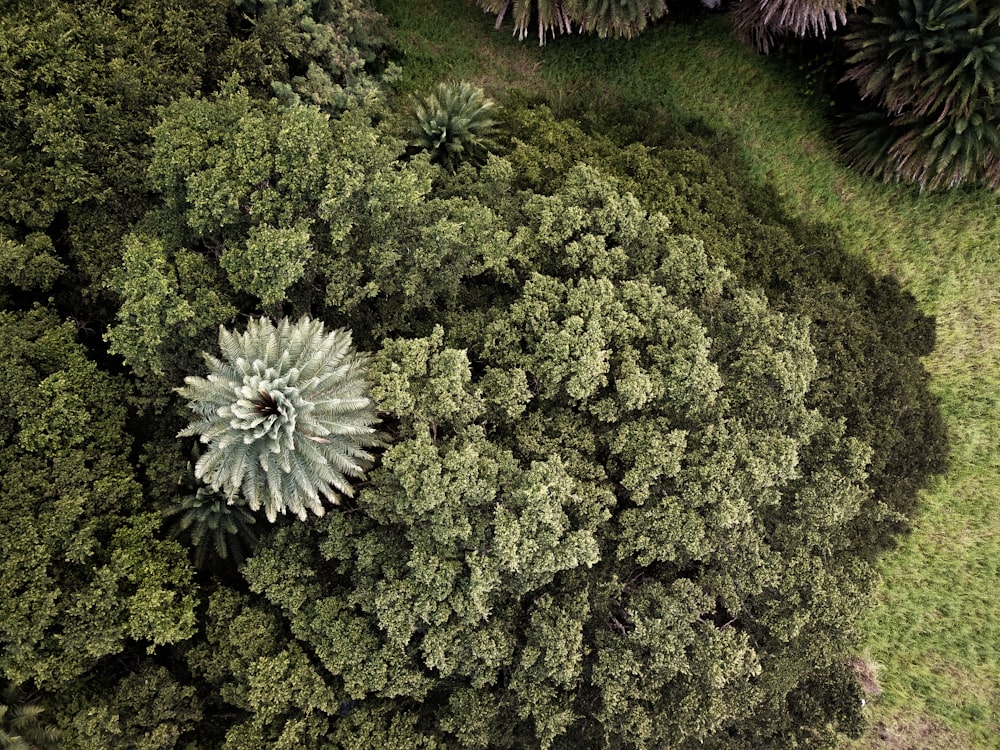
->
xmin=478 ymin=0 xmax=574 ymax=44
xmin=839 ymin=105 xmax=1000 ymax=189
xmin=177 ymin=316 xmax=383 ymax=522
xmin=567 ymin=0 xmax=667 ymax=39
xmin=408 ymin=82 xmax=499 ymax=170
xmin=843 ymin=0 xmax=1000 ymax=118
xmin=479 ymin=0 xmax=666 ymax=42
xmin=735 ymin=0 xmax=860 ymax=54
xmin=0 ymin=682 xmax=60 ymax=750
xmin=839 ymin=0 xmax=1000 ymax=188
xmin=165 ymin=486 xmax=260 ymax=568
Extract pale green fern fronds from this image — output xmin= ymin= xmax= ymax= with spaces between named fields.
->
xmin=177 ymin=316 xmax=384 ymax=521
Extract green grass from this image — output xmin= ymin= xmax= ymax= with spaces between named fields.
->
xmin=377 ymin=2 xmax=1000 ymax=746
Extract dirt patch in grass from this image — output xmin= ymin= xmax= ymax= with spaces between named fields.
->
xmin=859 ymin=715 xmax=977 ymax=750
xmin=472 ymin=42 xmax=546 ymax=95
xmin=851 ymin=656 xmax=883 ymax=697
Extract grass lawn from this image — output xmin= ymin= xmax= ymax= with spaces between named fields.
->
xmin=377 ymin=2 xmax=1000 ymax=746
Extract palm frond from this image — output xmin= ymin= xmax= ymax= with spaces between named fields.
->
xmin=408 ymin=82 xmax=500 ymax=170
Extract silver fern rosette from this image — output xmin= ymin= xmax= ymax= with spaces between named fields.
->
xmin=177 ymin=316 xmax=383 ymax=521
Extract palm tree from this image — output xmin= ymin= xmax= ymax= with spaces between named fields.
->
xmin=843 ymin=0 xmax=1000 ymax=119
xmin=0 ymin=682 xmax=60 ymax=750
xmin=479 ymin=0 xmax=667 ymax=43
xmin=734 ymin=0 xmax=860 ymax=54
xmin=839 ymin=106 xmax=1000 ymax=189
xmin=177 ymin=316 xmax=384 ymax=522
xmin=408 ymin=82 xmax=499 ymax=170
xmin=839 ymin=0 xmax=1000 ymax=189
xmin=477 ymin=0 xmax=574 ymax=44
xmin=567 ymin=0 xmax=667 ymax=39
xmin=165 ymin=486 xmax=260 ymax=568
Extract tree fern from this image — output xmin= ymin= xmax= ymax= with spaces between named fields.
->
xmin=165 ymin=486 xmax=260 ymax=568
xmin=408 ymin=82 xmax=499 ymax=170
xmin=177 ymin=316 xmax=384 ymax=522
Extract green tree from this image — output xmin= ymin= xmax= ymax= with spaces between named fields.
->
xmin=0 ymin=0 xmax=393 ymax=329
xmin=105 ymin=234 xmax=236 ymax=379
xmin=223 ymin=0 xmax=394 ymax=111
xmin=230 ymin=165 xmax=876 ymax=748
xmin=127 ymin=81 xmax=512 ymax=345
xmin=0 ymin=307 xmax=197 ymax=688
xmin=177 ymin=316 xmax=384 ymax=522
xmin=53 ymin=664 xmax=201 ymax=750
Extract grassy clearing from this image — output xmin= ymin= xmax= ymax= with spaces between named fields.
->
xmin=378 ymin=1 xmax=1000 ymax=746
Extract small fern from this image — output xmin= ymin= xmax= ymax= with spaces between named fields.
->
xmin=0 ymin=682 xmax=60 ymax=750
xmin=165 ymin=487 xmax=260 ymax=568
xmin=177 ymin=316 xmax=384 ymax=522
xmin=408 ymin=82 xmax=499 ymax=170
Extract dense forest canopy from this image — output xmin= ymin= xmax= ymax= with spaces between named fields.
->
xmin=0 ymin=0 xmax=950 ymax=748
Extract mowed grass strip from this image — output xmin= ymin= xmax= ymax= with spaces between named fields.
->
xmin=377 ymin=2 xmax=1000 ymax=746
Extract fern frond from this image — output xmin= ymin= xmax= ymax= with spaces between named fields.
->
xmin=178 ymin=316 xmax=385 ymax=521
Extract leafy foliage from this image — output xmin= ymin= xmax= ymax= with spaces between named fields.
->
xmin=0 ymin=307 xmax=197 ymax=688
xmin=53 ymin=663 xmax=202 ymax=750
xmin=840 ymin=0 xmax=1000 ymax=189
xmin=226 ymin=0 xmax=395 ymax=110
xmin=0 ymin=0 xmax=394 ymax=324
xmin=177 ymin=316 xmax=384 ymax=522
xmin=0 ymin=0 xmax=952 ymax=743
xmin=408 ymin=82 xmax=500 ymax=169
xmin=228 ymin=162 xmax=878 ymax=748
xmin=735 ymin=0 xmax=859 ymax=53
xmin=105 ymin=234 xmax=236 ymax=379
xmin=488 ymin=102 xmax=945 ymax=553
